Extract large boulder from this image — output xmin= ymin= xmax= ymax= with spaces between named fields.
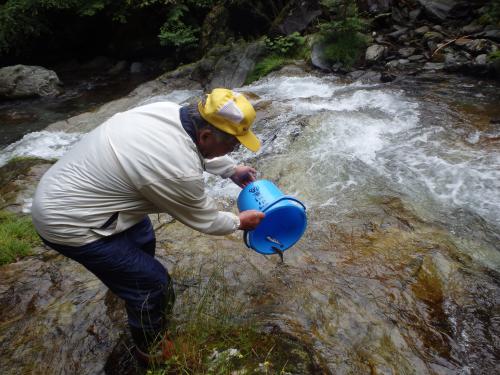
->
xmin=272 ymin=0 xmax=322 ymax=35
xmin=365 ymin=44 xmax=388 ymax=63
xmin=416 ymin=0 xmax=471 ymax=22
xmin=207 ymin=41 xmax=266 ymax=90
xmin=0 ymin=65 xmax=61 ymax=99
xmin=311 ymin=41 xmax=331 ymax=71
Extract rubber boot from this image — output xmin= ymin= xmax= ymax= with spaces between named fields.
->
xmin=130 ymin=327 xmax=174 ymax=367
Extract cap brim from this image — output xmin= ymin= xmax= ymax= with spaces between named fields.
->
xmin=236 ymin=130 xmax=260 ymax=152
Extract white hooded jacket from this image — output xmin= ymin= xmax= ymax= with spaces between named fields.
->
xmin=32 ymin=101 xmax=240 ymax=246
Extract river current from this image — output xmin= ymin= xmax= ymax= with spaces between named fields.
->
xmin=1 ymin=69 xmax=499 ymax=374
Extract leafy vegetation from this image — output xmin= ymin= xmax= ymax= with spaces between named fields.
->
xmin=263 ymin=31 xmax=306 ymax=56
xmin=479 ymin=0 xmax=500 ymax=26
xmin=0 ymin=210 xmax=40 ymax=265
xmin=317 ymin=0 xmax=369 ymax=67
xmin=487 ymin=50 xmax=500 ymax=62
xmin=0 ymin=0 xmax=215 ymax=55
xmin=246 ymin=32 xmax=307 ymax=84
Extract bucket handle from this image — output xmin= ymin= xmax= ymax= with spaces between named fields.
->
xmin=242 ymin=196 xmax=306 ymax=249
xmin=261 ymin=195 xmax=307 ymax=213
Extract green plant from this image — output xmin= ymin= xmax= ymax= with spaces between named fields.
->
xmin=0 ymin=210 xmax=40 ymax=265
xmin=264 ymin=31 xmax=306 ymax=56
xmin=158 ymin=2 xmax=205 ymax=49
xmin=0 ymin=0 xmax=113 ymax=53
xmin=0 ymin=0 xmax=214 ymax=54
xmin=322 ymin=32 xmax=368 ymax=67
xmin=479 ymin=0 xmax=500 ymax=26
xmin=487 ymin=50 xmax=500 ymax=61
xmin=317 ymin=0 xmax=369 ymax=67
xmin=245 ymin=54 xmax=289 ymax=84
xmin=146 ymin=267 xmax=315 ymax=374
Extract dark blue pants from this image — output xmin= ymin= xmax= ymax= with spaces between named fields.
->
xmin=41 ymin=217 xmax=174 ymax=351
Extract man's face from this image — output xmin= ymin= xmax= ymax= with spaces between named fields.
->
xmin=197 ymin=129 xmax=240 ymax=158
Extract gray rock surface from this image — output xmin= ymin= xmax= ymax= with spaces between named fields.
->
xmin=208 ymin=41 xmax=266 ymax=90
xmin=274 ymin=1 xmax=322 ymax=35
xmin=399 ymin=47 xmax=416 ymax=58
xmin=311 ymin=41 xmax=331 ymax=71
xmin=366 ymin=44 xmax=388 ymax=62
xmin=0 ymin=65 xmax=61 ymax=99
xmin=417 ymin=0 xmax=470 ymax=21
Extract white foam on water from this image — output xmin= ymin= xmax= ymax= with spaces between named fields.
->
xmin=0 ymin=131 xmax=82 ymax=166
xmin=247 ymin=75 xmax=370 ymax=101
xmin=242 ymin=74 xmax=499 ymax=228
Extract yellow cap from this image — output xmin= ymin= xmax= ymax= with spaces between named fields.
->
xmin=198 ymin=88 xmax=260 ymax=152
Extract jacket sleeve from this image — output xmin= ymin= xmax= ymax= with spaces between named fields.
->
xmin=138 ymin=177 xmax=239 ymax=235
xmin=204 ymin=156 xmax=236 ymax=178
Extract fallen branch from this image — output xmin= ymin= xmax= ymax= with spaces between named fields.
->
xmin=431 ymin=35 xmax=472 ymax=57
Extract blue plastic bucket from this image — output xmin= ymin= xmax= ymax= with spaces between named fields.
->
xmin=237 ymin=180 xmax=307 ymax=255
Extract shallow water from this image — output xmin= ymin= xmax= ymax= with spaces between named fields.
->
xmin=0 ymin=69 xmax=499 ymax=374
xmin=0 ymin=71 xmax=156 ymax=148
xmin=205 ymin=71 xmax=500 ymax=373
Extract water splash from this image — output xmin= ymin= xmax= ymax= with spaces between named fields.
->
xmin=0 ymin=131 xmax=82 ymax=166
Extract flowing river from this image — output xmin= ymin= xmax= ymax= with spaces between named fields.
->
xmin=0 ymin=68 xmax=499 ymax=374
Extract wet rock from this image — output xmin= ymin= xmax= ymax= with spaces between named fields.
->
xmin=273 ymin=0 xmax=322 ymax=35
xmin=347 ymin=70 xmax=382 ymax=83
xmin=311 ymin=42 xmax=331 ymax=71
xmin=444 ymin=51 xmax=470 ymax=70
xmin=386 ymin=59 xmax=411 ymax=69
xmin=47 ymin=75 xmax=202 ymax=133
xmin=0 ymin=249 xmax=127 ymax=375
xmin=463 ymin=39 xmax=497 ymax=54
xmin=0 ymin=65 xmax=62 ymax=99
xmin=417 ymin=0 xmax=471 ymax=21
xmin=208 ymin=40 xmax=266 ymax=90
xmin=462 ymin=23 xmax=483 ymax=35
xmin=0 ymin=158 xmax=53 ymax=214
xmin=107 ymin=61 xmax=129 ymax=76
xmin=409 ymin=8 xmax=422 ymax=21
xmin=415 ymin=25 xmax=430 ymax=35
xmin=424 ymin=31 xmax=445 ymax=42
xmin=474 ymin=54 xmax=488 ymax=66
xmin=408 ymin=54 xmax=426 ymax=61
xmin=480 ymin=29 xmax=500 ymax=43
xmin=366 ymin=44 xmax=388 ymax=63
xmin=381 ymin=71 xmax=397 ymax=82
xmin=423 ymin=62 xmax=445 ymax=70
xmin=391 ymin=5 xmax=408 ymax=24
xmin=399 ymin=47 xmax=416 ymax=58
xmin=388 ymin=26 xmax=408 ymax=39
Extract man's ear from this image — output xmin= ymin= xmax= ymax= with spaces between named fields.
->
xmin=198 ymin=129 xmax=214 ymax=145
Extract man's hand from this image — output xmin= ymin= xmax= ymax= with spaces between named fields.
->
xmin=239 ymin=210 xmax=265 ymax=230
xmin=230 ymin=165 xmax=257 ymax=188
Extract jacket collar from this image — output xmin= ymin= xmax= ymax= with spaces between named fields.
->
xmin=179 ymin=106 xmax=197 ymax=144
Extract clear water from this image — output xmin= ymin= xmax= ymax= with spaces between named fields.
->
xmin=1 ymin=70 xmax=499 ymax=374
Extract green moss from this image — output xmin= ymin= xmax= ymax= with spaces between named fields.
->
xmin=322 ymin=31 xmax=368 ymax=68
xmin=0 ymin=156 xmax=54 ymax=187
xmin=245 ymin=54 xmax=290 ymax=84
xmin=0 ymin=210 xmax=40 ymax=265
xmin=487 ymin=50 xmax=500 ymax=62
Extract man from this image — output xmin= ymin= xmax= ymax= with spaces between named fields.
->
xmin=31 ymin=88 xmax=265 ymax=364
